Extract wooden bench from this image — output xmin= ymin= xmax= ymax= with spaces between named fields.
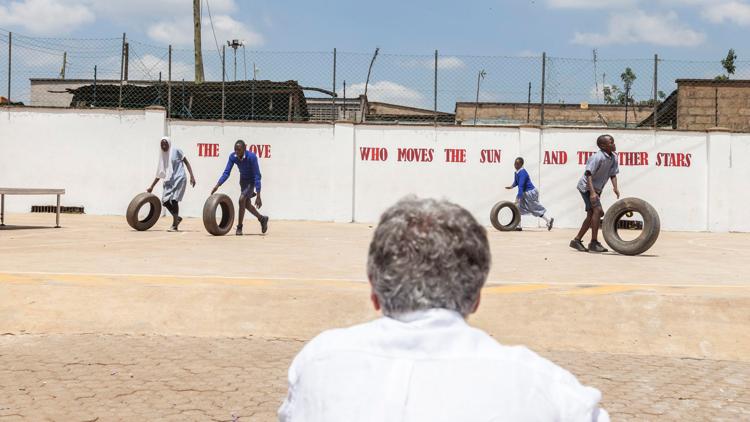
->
xmin=0 ymin=188 xmax=67 ymax=228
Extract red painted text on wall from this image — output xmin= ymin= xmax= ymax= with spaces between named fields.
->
xmin=197 ymin=143 xmax=220 ymax=157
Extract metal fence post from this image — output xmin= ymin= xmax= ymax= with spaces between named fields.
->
xmin=221 ymin=45 xmax=226 ymax=120
xmin=168 ymin=45 xmax=172 ymax=119
xmin=124 ymin=42 xmax=129 ymax=81
xmin=93 ymin=65 xmax=97 ymax=107
xmin=715 ymin=87 xmax=719 ymax=126
xmin=540 ymin=52 xmax=546 ymax=126
xmin=118 ymin=33 xmax=125 ymax=108
xmin=653 ymin=54 xmax=658 ymax=129
xmin=434 ymin=49 xmax=438 ymax=126
xmin=473 ymin=70 xmax=485 ymax=126
xmin=527 ymin=82 xmax=531 ymax=123
xmin=6 ymin=32 xmax=10 ymax=103
xmin=625 ymin=85 xmax=629 ymax=127
xmin=332 ymin=48 xmax=336 ymax=122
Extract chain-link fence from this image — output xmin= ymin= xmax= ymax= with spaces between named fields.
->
xmin=2 ymin=29 xmax=749 ymax=130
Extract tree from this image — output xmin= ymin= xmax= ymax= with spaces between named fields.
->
xmin=637 ymin=91 xmax=667 ymax=107
xmin=621 ymin=67 xmax=637 ymax=126
xmin=603 ymin=85 xmax=623 ymax=104
xmin=602 ymin=68 xmax=638 ymax=106
xmin=715 ymin=49 xmax=737 ymax=81
xmin=621 ymin=67 xmax=636 ymax=101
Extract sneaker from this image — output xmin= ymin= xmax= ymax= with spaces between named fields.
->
xmin=547 ymin=218 xmax=554 ymax=231
xmin=236 ymin=225 xmax=243 ymax=236
xmin=514 ymin=226 xmax=523 ymax=231
xmin=569 ymin=239 xmax=588 ymax=252
xmin=260 ymin=215 xmax=269 ymax=234
xmin=167 ymin=225 xmax=178 ymax=232
xmin=174 ymin=216 xmax=183 ymax=230
xmin=588 ymin=241 xmax=608 ymax=253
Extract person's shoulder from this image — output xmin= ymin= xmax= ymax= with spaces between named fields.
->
xmin=474 ymin=339 xmax=604 ymax=412
xmin=465 ymin=330 xmax=589 ymax=384
xmin=287 ymin=321 xmax=374 ymax=372
xmin=304 ymin=319 xmax=379 ymax=351
xmin=519 ymin=168 xmax=529 ymax=176
xmin=246 ymin=150 xmax=259 ymax=160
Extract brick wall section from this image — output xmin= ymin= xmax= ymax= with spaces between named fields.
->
xmin=677 ymin=80 xmax=750 ymax=131
xmin=454 ymin=102 xmax=651 ymax=126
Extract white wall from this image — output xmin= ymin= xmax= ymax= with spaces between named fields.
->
xmin=2 ymin=107 xmax=748 ymax=232
xmin=353 ymin=126 xmax=519 ymax=224
xmin=167 ymin=120 xmax=353 ymax=222
xmin=1 ymin=107 xmax=163 ymax=216
xmin=540 ymin=129 xmax=708 ymax=231
xmin=729 ymin=134 xmax=750 ymax=232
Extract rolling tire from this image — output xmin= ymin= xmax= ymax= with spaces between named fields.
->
xmin=126 ymin=192 xmax=162 ymax=231
xmin=602 ymin=197 xmax=660 ymax=256
xmin=490 ymin=201 xmax=521 ymax=232
xmin=203 ymin=194 xmax=235 ymax=236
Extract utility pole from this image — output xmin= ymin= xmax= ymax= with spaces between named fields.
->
xmin=193 ymin=0 xmax=205 ymax=83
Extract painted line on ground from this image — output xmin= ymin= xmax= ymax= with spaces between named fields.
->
xmin=1 ymin=272 xmax=749 ymax=296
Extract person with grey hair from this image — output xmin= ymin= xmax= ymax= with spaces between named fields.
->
xmin=279 ymin=196 xmax=609 ymax=422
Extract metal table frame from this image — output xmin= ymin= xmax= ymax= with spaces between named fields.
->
xmin=0 ymin=188 xmax=67 ymax=228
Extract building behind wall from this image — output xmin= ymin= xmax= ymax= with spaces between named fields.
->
xmin=676 ymin=79 xmax=750 ymax=131
xmin=454 ymin=102 xmax=652 ymax=127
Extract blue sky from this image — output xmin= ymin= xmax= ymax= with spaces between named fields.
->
xmin=2 ymin=0 xmax=750 ymax=109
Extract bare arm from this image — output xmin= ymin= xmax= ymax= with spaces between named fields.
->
xmin=183 ymin=157 xmax=196 ymax=187
xmin=147 ymin=177 xmax=159 ymax=193
xmin=611 ymin=175 xmax=620 ymax=198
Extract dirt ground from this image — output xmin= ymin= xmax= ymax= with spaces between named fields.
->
xmin=1 ymin=213 xmax=749 ymax=421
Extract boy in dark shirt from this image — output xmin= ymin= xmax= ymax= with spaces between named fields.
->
xmin=570 ymin=135 xmax=620 ymax=253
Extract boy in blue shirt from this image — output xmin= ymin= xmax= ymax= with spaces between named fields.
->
xmin=505 ymin=157 xmax=554 ymax=231
xmin=211 ymin=140 xmax=269 ymax=236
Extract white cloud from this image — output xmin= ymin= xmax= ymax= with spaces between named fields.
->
xmin=547 ymin=0 xmax=637 ymax=9
xmin=128 ymin=54 xmax=193 ymax=81
xmin=402 ymin=56 xmax=465 ymax=70
xmin=337 ymin=81 xmax=425 ymax=107
xmin=437 ymin=56 xmax=465 ymax=69
xmin=702 ymin=1 xmax=750 ymax=26
xmin=148 ymin=14 xmax=263 ymax=48
xmin=0 ymin=0 xmax=94 ymax=35
xmin=572 ymin=10 xmax=705 ymax=46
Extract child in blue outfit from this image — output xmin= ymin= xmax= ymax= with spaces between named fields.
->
xmin=211 ymin=139 xmax=269 ymax=236
xmin=506 ymin=157 xmax=554 ymax=231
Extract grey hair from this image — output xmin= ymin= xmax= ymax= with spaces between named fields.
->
xmin=367 ymin=196 xmax=491 ymax=317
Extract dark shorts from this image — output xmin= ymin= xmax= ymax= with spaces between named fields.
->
xmin=239 ymin=180 xmax=256 ymax=199
xmin=580 ymin=190 xmax=602 ymax=212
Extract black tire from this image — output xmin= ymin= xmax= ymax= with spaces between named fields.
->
xmin=602 ymin=197 xmax=660 ymax=256
xmin=490 ymin=201 xmax=521 ymax=232
xmin=203 ymin=194 xmax=235 ymax=236
xmin=126 ymin=192 xmax=162 ymax=231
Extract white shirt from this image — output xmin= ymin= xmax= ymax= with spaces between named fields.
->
xmin=279 ymin=308 xmax=609 ymax=422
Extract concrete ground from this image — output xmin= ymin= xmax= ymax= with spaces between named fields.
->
xmin=1 ymin=213 xmax=749 ymax=421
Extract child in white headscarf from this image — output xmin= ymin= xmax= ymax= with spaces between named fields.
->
xmin=147 ymin=137 xmax=196 ymax=231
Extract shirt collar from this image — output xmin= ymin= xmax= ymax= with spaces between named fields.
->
xmin=388 ymin=308 xmax=466 ymax=326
